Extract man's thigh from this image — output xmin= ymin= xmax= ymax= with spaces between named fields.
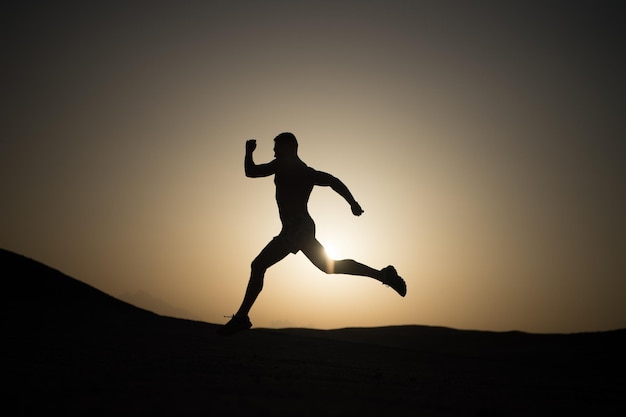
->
xmin=253 ymin=237 xmax=292 ymax=269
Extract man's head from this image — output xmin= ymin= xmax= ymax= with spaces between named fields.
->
xmin=273 ymin=132 xmax=298 ymax=158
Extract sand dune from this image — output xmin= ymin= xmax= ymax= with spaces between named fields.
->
xmin=3 ymin=248 xmax=625 ymax=416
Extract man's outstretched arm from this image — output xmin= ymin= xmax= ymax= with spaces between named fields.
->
xmin=314 ymin=171 xmax=364 ymax=216
xmin=245 ymin=139 xmax=275 ymax=178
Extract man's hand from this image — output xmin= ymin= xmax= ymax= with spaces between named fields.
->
xmin=351 ymin=201 xmax=364 ymax=216
xmin=246 ymin=139 xmax=257 ymax=153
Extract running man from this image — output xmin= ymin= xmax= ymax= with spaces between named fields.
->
xmin=217 ymin=132 xmax=406 ymax=335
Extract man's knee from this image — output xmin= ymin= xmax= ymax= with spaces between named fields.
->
xmin=318 ymin=258 xmax=335 ymax=274
xmin=251 ymin=257 xmax=268 ymax=275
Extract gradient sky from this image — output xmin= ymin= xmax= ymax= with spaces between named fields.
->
xmin=2 ymin=1 xmax=624 ymax=333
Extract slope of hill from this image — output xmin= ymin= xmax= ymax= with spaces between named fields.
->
xmin=118 ymin=289 xmax=200 ymax=320
xmin=3 ymin=248 xmax=158 ymax=326
xmin=3 ymin=248 xmax=625 ymax=416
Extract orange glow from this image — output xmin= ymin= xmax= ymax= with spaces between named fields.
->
xmin=2 ymin=2 xmax=625 ymax=334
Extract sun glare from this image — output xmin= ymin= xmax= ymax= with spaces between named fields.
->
xmin=324 ymin=243 xmax=338 ymax=260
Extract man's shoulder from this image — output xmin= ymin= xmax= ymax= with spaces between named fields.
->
xmin=308 ymin=166 xmax=330 ymax=178
xmin=276 ymin=158 xmax=314 ymax=172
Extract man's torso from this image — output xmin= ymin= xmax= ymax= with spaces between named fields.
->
xmin=274 ymin=158 xmax=316 ymax=222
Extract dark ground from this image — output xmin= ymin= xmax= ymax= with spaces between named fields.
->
xmin=3 ymin=248 xmax=625 ymax=416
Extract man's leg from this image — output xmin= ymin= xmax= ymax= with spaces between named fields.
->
xmin=300 ymin=238 xmax=382 ymax=279
xmin=235 ymin=238 xmax=291 ymax=318
xmin=218 ymin=238 xmax=291 ymax=335
xmin=300 ymin=238 xmax=407 ymax=297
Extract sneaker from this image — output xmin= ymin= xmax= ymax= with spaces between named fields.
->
xmin=216 ymin=314 xmax=252 ymax=336
xmin=381 ymin=266 xmax=407 ymax=297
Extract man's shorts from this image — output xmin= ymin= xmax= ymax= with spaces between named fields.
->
xmin=273 ymin=213 xmax=316 ymax=254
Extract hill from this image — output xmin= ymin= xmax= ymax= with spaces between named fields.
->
xmin=3 ymin=248 xmax=625 ymax=416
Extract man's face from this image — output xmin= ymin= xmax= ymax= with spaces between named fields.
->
xmin=274 ymin=141 xmax=287 ymax=159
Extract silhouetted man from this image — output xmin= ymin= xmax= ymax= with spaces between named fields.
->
xmin=218 ymin=132 xmax=406 ymax=335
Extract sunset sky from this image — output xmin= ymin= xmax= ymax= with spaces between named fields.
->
xmin=2 ymin=1 xmax=624 ymax=333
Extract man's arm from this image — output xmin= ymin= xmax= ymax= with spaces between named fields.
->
xmin=245 ymin=139 xmax=276 ymax=178
xmin=314 ymin=170 xmax=364 ymax=216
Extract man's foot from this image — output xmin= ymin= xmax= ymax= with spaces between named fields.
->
xmin=381 ymin=266 xmax=407 ymax=297
xmin=216 ymin=314 xmax=252 ymax=336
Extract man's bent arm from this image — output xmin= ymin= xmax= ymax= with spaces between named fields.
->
xmin=315 ymin=171 xmax=364 ymax=215
xmin=245 ymin=140 xmax=275 ymax=178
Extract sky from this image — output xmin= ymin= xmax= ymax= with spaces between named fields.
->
xmin=2 ymin=1 xmax=625 ymax=333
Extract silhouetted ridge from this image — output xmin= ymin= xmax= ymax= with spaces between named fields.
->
xmin=2 ymin=248 xmax=157 ymax=327
xmin=4 ymin=248 xmax=625 ymax=416
xmin=278 ymin=325 xmax=626 ymax=359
